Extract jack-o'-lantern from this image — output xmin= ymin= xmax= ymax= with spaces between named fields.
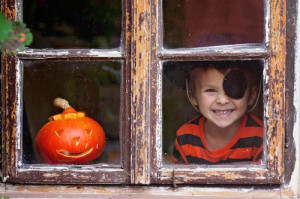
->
xmin=36 ymin=98 xmax=106 ymax=164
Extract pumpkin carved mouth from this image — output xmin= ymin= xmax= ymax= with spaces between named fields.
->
xmin=56 ymin=147 xmax=94 ymax=158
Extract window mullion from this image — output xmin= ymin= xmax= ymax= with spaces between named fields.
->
xmin=266 ymin=0 xmax=286 ymax=181
xmin=1 ymin=1 xmax=19 ymax=181
xmin=130 ymin=0 xmax=152 ymax=184
xmin=1 ymin=54 xmax=19 ymax=181
xmin=159 ymin=44 xmax=268 ymax=61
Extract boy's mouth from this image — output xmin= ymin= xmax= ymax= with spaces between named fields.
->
xmin=213 ymin=110 xmax=233 ymax=115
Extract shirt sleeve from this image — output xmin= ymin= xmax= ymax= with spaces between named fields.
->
xmin=172 ymin=136 xmax=188 ymax=163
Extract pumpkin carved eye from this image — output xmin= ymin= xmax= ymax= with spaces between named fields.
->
xmin=54 ymin=129 xmax=64 ymax=137
xmin=86 ymin=129 xmax=92 ymax=137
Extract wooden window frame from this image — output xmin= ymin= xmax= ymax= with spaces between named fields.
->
xmin=1 ymin=0 xmax=286 ymax=185
xmin=1 ymin=0 xmax=132 ymax=184
xmin=148 ymin=0 xmax=286 ymax=185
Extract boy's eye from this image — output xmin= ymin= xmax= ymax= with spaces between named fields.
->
xmin=205 ymin=89 xmax=216 ymax=92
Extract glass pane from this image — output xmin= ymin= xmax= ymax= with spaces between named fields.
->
xmin=23 ymin=0 xmax=122 ymax=49
xmin=163 ymin=60 xmax=264 ymax=164
xmin=23 ymin=60 xmax=121 ymax=165
xmin=163 ymin=0 xmax=264 ymax=48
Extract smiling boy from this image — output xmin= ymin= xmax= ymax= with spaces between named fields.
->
xmin=172 ymin=62 xmax=263 ymax=164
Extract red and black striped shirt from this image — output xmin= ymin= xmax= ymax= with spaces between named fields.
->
xmin=173 ymin=113 xmax=263 ymax=164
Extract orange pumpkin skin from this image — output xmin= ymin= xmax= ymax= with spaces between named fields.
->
xmin=36 ymin=107 xmax=105 ymax=164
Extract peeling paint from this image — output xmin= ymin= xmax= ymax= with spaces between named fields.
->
xmin=42 ymin=173 xmax=60 ymax=178
xmin=87 ymin=49 xmax=120 ymax=57
xmin=1 ymin=0 xmax=297 ymax=196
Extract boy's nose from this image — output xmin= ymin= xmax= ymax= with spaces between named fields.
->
xmin=216 ymin=92 xmax=230 ymax=104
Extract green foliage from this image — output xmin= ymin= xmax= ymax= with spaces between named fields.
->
xmin=0 ymin=14 xmax=13 ymax=41
xmin=0 ymin=13 xmax=33 ymax=54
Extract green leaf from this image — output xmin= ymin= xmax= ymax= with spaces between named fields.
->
xmin=0 ymin=13 xmax=13 ymax=42
xmin=0 ymin=13 xmax=33 ymax=54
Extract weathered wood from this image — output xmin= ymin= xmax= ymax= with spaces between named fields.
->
xmin=8 ymin=167 xmax=128 ymax=184
xmin=1 ymin=0 xmax=19 ymax=180
xmin=155 ymin=167 xmax=278 ymax=184
xmin=149 ymin=0 xmax=160 ymax=180
xmin=1 ymin=54 xmax=18 ymax=182
xmin=284 ymin=0 xmax=297 ymax=184
xmin=1 ymin=0 xmax=131 ymax=184
xmin=266 ymin=0 xmax=286 ymax=182
xmin=130 ymin=0 xmax=152 ymax=184
xmin=16 ymin=49 xmax=123 ymax=60
xmin=0 ymin=184 xmax=296 ymax=198
xmin=120 ymin=0 xmax=132 ymax=182
xmin=150 ymin=0 xmax=286 ymax=185
xmin=159 ymin=44 xmax=269 ymax=61
xmin=1 ymin=0 xmax=289 ymax=186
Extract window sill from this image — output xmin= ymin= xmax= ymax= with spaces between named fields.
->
xmin=0 ymin=184 xmax=296 ymax=199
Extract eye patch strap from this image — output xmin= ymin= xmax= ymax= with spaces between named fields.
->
xmin=248 ymin=74 xmax=263 ymax=112
xmin=185 ymin=79 xmax=201 ymax=113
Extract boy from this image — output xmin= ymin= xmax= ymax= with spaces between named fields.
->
xmin=172 ymin=61 xmax=263 ymax=164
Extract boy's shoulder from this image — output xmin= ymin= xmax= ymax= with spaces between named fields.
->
xmin=241 ymin=113 xmax=263 ymax=137
xmin=176 ymin=115 xmax=203 ymax=136
xmin=245 ymin=113 xmax=263 ymax=128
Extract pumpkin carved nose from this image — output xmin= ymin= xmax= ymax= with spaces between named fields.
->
xmin=73 ymin=137 xmax=81 ymax=147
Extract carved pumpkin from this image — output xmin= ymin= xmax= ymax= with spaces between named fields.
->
xmin=36 ymin=98 xmax=106 ymax=164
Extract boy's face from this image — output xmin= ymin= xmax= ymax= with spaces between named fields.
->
xmin=190 ymin=68 xmax=255 ymax=130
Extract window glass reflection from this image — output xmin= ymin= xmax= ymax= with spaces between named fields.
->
xmin=163 ymin=0 xmax=264 ymax=48
xmin=23 ymin=0 xmax=122 ymax=49
xmin=23 ymin=61 xmax=121 ymax=165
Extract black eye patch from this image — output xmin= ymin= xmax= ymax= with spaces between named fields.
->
xmin=223 ymin=70 xmax=247 ymax=99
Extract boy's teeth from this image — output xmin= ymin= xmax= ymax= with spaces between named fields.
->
xmin=215 ymin=110 xmax=231 ymax=115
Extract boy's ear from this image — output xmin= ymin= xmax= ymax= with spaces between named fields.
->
xmin=248 ymin=86 xmax=258 ymax=106
xmin=189 ymin=94 xmax=198 ymax=106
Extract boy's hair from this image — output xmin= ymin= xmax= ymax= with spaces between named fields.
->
xmin=188 ymin=61 xmax=263 ymax=99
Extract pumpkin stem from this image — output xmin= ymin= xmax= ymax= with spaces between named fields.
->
xmin=54 ymin=98 xmax=71 ymax=110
